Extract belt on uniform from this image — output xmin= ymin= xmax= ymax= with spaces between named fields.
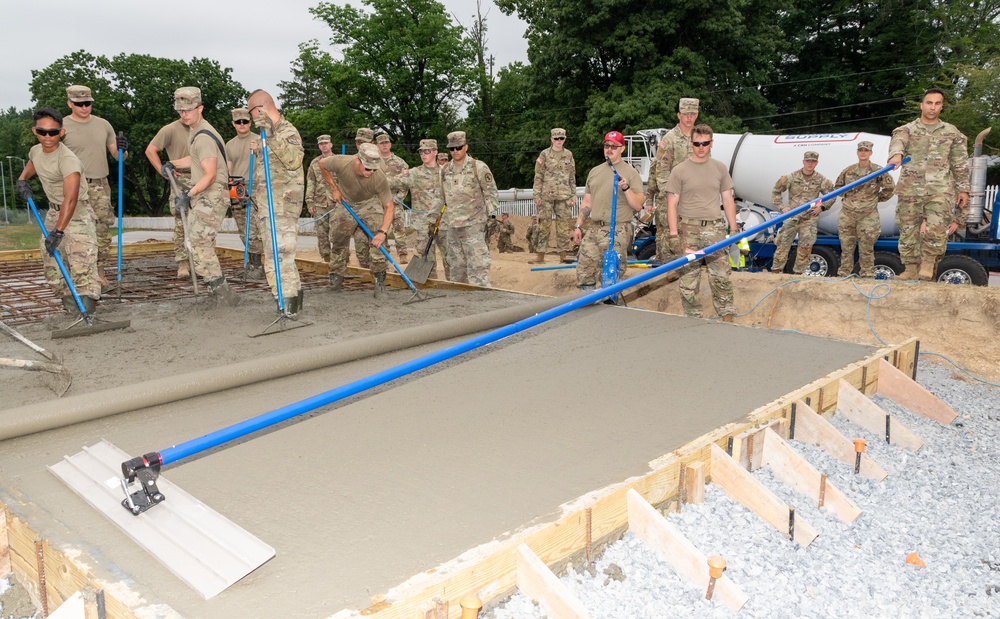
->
xmin=590 ymin=220 xmax=627 ymax=227
xmin=679 ymin=217 xmax=721 ymax=227
xmin=86 ymin=177 xmax=107 ymax=183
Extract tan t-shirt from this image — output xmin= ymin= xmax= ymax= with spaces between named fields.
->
xmin=583 ymin=161 xmax=643 ymax=226
xmin=188 ymin=119 xmax=228 ymax=187
xmin=150 ymin=120 xmax=192 ymax=167
xmin=61 ymin=115 xmax=115 ymax=179
xmin=28 ymin=143 xmax=88 ymax=207
xmin=225 ymin=132 xmax=258 ymax=179
xmin=320 ymin=155 xmax=391 ymax=211
xmin=664 ymin=158 xmax=734 ymax=220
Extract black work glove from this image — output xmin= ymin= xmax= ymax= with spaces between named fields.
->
xmin=15 ymin=180 xmax=32 ymax=201
xmin=116 ymin=132 xmax=128 ymax=152
xmin=160 ymin=161 xmax=175 ymax=180
xmin=174 ymin=190 xmax=191 ymax=213
xmin=45 ymin=229 xmax=64 ymax=256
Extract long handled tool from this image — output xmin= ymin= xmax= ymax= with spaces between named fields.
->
xmin=162 ymin=167 xmax=199 ymax=294
xmin=26 ymin=197 xmax=130 ymax=338
xmin=601 ymin=160 xmax=623 ymax=304
xmin=115 ymin=132 xmax=125 ymax=300
xmin=339 ymin=199 xmax=428 ymax=304
xmin=403 ymin=201 xmax=447 ymax=284
xmin=241 ymin=152 xmax=255 ymax=272
xmin=530 ymin=259 xmax=651 ymax=272
xmin=253 ymin=128 xmax=312 ymax=337
xmin=0 ymin=319 xmax=72 ymax=395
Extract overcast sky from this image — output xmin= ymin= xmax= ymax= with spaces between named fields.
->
xmin=0 ymin=0 xmax=528 ymax=112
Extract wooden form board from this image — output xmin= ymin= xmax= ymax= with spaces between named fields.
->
xmin=0 ymin=508 xmax=9 ymax=578
xmin=837 ymin=379 xmax=924 ymax=451
xmin=791 ymin=400 xmax=887 ymax=481
xmin=876 ymin=358 xmax=957 ymax=425
xmin=626 ymin=489 xmax=748 ymax=610
xmin=759 ymin=429 xmax=861 ymax=524
xmin=516 ymin=544 xmax=593 ymax=619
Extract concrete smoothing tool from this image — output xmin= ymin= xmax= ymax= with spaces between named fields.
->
xmin=0 ymin=319 xmax=72 ymax=396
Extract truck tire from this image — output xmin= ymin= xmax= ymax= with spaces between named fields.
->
xmin=872 ymin=252 xmax=904 ymax=280
xmin=936 ymin=255 xmax=989 ymax=286
xmin=804 ymin=246 xmax=839 ymax=277
xmin=635 ymin=242 xmax=656 ymax=261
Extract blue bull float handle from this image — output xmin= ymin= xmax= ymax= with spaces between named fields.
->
xmin=117 ymin=143 xmax=124 ymax=282
xmin=148 ymin=160 xmax=904 ymax=468
xmin=26 ymin=196 xmax=90 ymax=320
xmin=260 ymin=129 xmax=286 ymax=310
xmin=336 ymin=199 xmax=420 ymax=294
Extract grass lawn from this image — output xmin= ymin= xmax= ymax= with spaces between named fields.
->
xmin=0 ymin=224 xmax=39 ymax=252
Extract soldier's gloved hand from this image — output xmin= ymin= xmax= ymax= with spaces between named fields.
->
xmin=116 ymin=133 xmax=128 ymax=152
xmin=667 ymin=234 xmax=682 ymax=255
xmin=160 ymin=161 xmax=175 ymax=180
xmin=253 ymin=113 xmax=273 ymax=131
xmin=15 ymin=180 xmax=33 ymax=201
xmin=44 ymin=229 xmax=64 ymax=256
xmin=174 ymin=190 xmax=191 ymax=213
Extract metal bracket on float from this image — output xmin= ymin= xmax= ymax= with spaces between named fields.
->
xmin=120 ymin=452 xmax=165 ymax=515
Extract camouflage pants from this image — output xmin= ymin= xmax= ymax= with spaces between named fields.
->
xmin=329 ymin=204 xmax=387 ymax=277
xmin=771 ymin=212 xmax=819 ymax=273
xmin=576 ymin=222 xmax=632 ymax=288
xmin=169 ymin=172 xmax=193 ymax=263
xmin=412 ymin=213 xmax=448 ymax=279
xmin=86 ymin=178 xmax=114 ymax=264
xmin=187 ymin=185 xmax=228 ymax=283
xmin=309 ymin=202 xmax=335 ymax=262
xmin=678 ymin=220 xmax=734 ymax=318
xmin=232 ymin=198 xmax=263 ymax=255
xmin=838 ymin=207 xmax=881 ymax=277
xmin=445 ymin=223 xmax=491 ymax=286
xmin=42 ymin=202 xmax=100 ymax=299
xmin=896 ymin=194 xmax=952 ymax=265
xmin=535 ymin=199 xmax=574 ymax=253
xmin=498 ymin=234 xmax=515 ymax=253
xmin=257 ymin=183 xmax=303 ymax=298
xmin=654 ymin=206 xmax=678 ymax=263
xmin=391 ymin=204 xmax=410 ymax=257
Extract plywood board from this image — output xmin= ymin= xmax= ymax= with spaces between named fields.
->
xmin=791 ymin=400 xmax=887 ymax=481
xmin=516 ymin=544 xmax=592 ymax=619
xmin=877 ymin=358 xmax=957 ymax=425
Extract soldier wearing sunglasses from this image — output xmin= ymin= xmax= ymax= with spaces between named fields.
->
xmin=225 ymin=107 xmax=263 ymax=279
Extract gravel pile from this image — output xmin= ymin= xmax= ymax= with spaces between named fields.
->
xmin=489 ymin=362 xmax=1000 ymax=618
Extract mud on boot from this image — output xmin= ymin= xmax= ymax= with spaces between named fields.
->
xmin=247 ymin=253 xmax=265 ymax=281
xmin=207 ymin=277 xmax=240 ymax=307
xmin=60 ymin=295 xmax=97 ymax=316
xmin=373 ymin=271 xmax=387 ymax=299
xmin=328 ymin=273 xmax=344 ymax=291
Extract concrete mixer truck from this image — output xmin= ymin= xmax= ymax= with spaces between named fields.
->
xmin=626 ymin=129 xmax=996 ymax=285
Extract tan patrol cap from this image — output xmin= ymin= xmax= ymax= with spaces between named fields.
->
xmin=803 ymin=151 xmax=820 ymax=161
xmin=447 ymin=131 xmax=467 ymax=148
xmin=436 ymin=152 xmax=449 ymax=162
xmin=375 ymin=133 xmax=391 ymax=144
xmin=174 ymin=86 xmax=202 ymax=111
xmin=551 ymin=128 xmax=567 ymax=138
xmin=678 ymin=98 xmax=699 ymax=113
xmin=66 ymin=85 xmax=94 ymax=103
xmin=419 ymin=138 xmax=437 ymax=150
xmin=355 ymin=127 xmax=374 ymax=143
xmin=358 ymin=143 xmax=381 ymax=170
xmin=857 ymin=141 xmax=874 ymax=150
xmin=317 ymin=134 xmax=332 ymax=144
xmin=231 ymin=108 xmax=250 ymax=121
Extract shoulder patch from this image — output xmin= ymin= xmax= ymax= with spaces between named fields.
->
xmin=287 ymin=138 xmax=301 ymax=145
xmin=537 ymin=157 xmax=544 ymax=165
xmin=778 ymin=175 xmax=787 ymax=185
xmin=485 ymin=172 xmax=494 ymax=184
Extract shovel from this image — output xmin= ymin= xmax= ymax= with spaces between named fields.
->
xmin=403 ymin=201 xmax=447 ymax=284
xmin=0 ymin=319 xmax=72 ymax=396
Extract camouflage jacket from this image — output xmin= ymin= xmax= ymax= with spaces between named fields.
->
xmin=498 ymin=221 xmax=514 ymax=241
xmin=253 ymin=116 xmax=304 ymax=193
xmin=532 ymin=147 xmax=576 ymax=200
xmin=655 ymin=125 xmax=693 ymax=200
xmin=400 ymin=164 xmax=445 ymax=221
xmin=834 ymin=161 xmax=895 ymax=212
xmin=380 ymin=153 xmax=410 ymax=200
xmin=441 ymin=156 xmax=500 ymax=228
xmin=772 ymin=169 xmax=834 ymax=218
xmin=644 ymin=159 xmax=659 ymax=207
xmin=306 ymin=155 xmax=335 ymax=213
xmin=888 ymin=118 xmax=970 ymax=198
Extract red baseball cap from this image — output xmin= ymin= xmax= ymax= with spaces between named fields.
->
xmin=603 ymin=131 xmax=625 ymax=146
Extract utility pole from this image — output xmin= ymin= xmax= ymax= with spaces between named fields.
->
xmin=0 ymin=159 xmax=8 ymax=224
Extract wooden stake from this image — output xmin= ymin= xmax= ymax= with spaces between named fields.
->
xmin=516 ymin=544 xmax=593 ymax=619
xmin=792 ymin=400 xmax=887 ymax=480
xmin=837 ymin=380 xmax=924 ymax=451
xmin=709 ymin=444 xmax=819 ymax=547
xmin=626 ymin=490 xmax=748 ymax=611
xmin=684 ymin=462 xmax=705 ymax=505
xmin=876 ymin=358 xmax=957 ymax=425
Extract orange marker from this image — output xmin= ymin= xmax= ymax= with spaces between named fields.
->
xmin=853 ymin=438 xmax=867 ymax=474
xmin=905 ymin=552 xmax=926 ymax=568
xmin=706 ymin=555 xmax=727 ymax=600
xmin=460 ymin=595 xmax=483 ymax=619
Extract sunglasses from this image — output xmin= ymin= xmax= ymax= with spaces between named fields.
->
xmin=552 ymin=137 xmax=566 ymax=141
xmin=603 ymin=144 xmax=623 ymax=150
xmin=34 ymin=127 xmax=61 ymax=137
xmin=448 ymin=146 xmax=464 ymax=151
xmin=691 ymin=140 xmax=712 ymax=147
xmin=234 ymin=119 xmax=250 ymax=125
xmin=418 ymin=149 xmax=435 ymax=155
xmin=71 ymin=101 xmax=93 ymax=108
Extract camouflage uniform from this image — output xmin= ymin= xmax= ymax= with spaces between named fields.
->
xmin=653 ymin=125 xmax=694 ymax=262
xmin=306 ymin=154 xmax=336 ymax=262
xmin=379 ymin=151 xmax=410 ymax=258
xmin=322 ymin=150 xmax=392 ymax=279
xmin=834 ymin=155 xmax=895 ymax=277
xmin=186 ymin=119 xmax=230 ymax=283
xmin=253 ymin=116 xmax=304 ymax=298
xmin=223 ymin=113 xmax=261 ymax=256
xmin=888 ymin=117 xmax=970 ymax=273
xmin=532 ymin=136 xmax=576 ymax=255
xmin=441 ymin=132 xmax=499 ymax=286
xmin=485 ymin=217 xmax=500 ymax=246
xmin=497 ymin=219 xmax=515 ymax=252
xmin=771 ymin=165 xmax=834 ymax=273
xmin=149 ymin=120 xmax=193 ymax=264
xmin=576 ymin=160 xmax=642 ymax=288
xmin=351 ymin=128 xmax=375 ymax=269
xmin=400 ymin=153 xmax=449 ymax=279
xmin=526 ymin=221 xmax=539 ymax=250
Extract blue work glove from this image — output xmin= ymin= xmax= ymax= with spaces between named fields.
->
xmin=174 ymin=190 xmax=191 ymax=213
xmin=44 ymin=229 xmax=64 ymax=256
xmin=16 ymin=180 xmax=32 ymax=201
xmin=160 ymin=161 xmax=175 ymax=180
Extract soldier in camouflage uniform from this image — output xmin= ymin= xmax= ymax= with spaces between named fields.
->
xmin=375 ymin=133 xmax=411 ymax=261
xmin=770 ymin=151 xmax=834 ymax=274
xmin=485 ymin=215 xmax=500 ymax=247
xmin=249 ymin=89 xmax=304 ymax=312
xmin=61 ymin=85 xmax=127 ymax=289
xmin=306 ymin=135 xmax=337 ymax=263
xmin=224 ymin=107 xmax=263 ymax=279
xmin=653 ymin=98 xmax=699 ymax=263
xmin=346 ymin=128 xmax=375 ymax=269
xmin=321 ymin=143 xmax=395 ymax=297
xmin=18 ymin=108 xmax=100 ymax=315
xmin=888 ymin=88 xmax=970 ymax=281
xmin=441 ymin=131 xmax=499 ymax=286
xmin=834 ymin=141 xmax=895 ymax=277
xmin=526 ymin=215 xmax=539 ymax=251
xmin=497 ymin=213 xmax=515 ymax=252
xmin=146 ymin=105 xmax=194 ymax=278
xmin=399 ymin=138 xmax=449 ymax=279
xmin=531 ymin=128 xmax=576 ymax=263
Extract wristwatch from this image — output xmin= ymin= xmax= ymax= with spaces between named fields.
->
xmin=376 ymin=229 xmax=388 ymax=236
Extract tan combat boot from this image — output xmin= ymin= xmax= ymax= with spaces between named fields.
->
xmin=177 ymin=260 xmax=190 ymax=279
xmin=897 ymin=263 xmax=919 ymax=281
xmin=918 ymin=259 xmax=937 ymax=281
xmin=529 ymin=252 xmax=546 ymax=264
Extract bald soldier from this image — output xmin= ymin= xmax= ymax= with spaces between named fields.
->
xmin=653 ymin=97 xmax=700 ymax=263
xmin=770 ymin=151 xmax=834 ymax=274
xmin=375 ymin=133 xmax=411 ymax=261
xmin=531 ymin=127 xmax=576 ymax=263
xmin=224 ymin=107 xmax=263 ymax=279
xmin=61 ymin=85 xmax=127 ymax=288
